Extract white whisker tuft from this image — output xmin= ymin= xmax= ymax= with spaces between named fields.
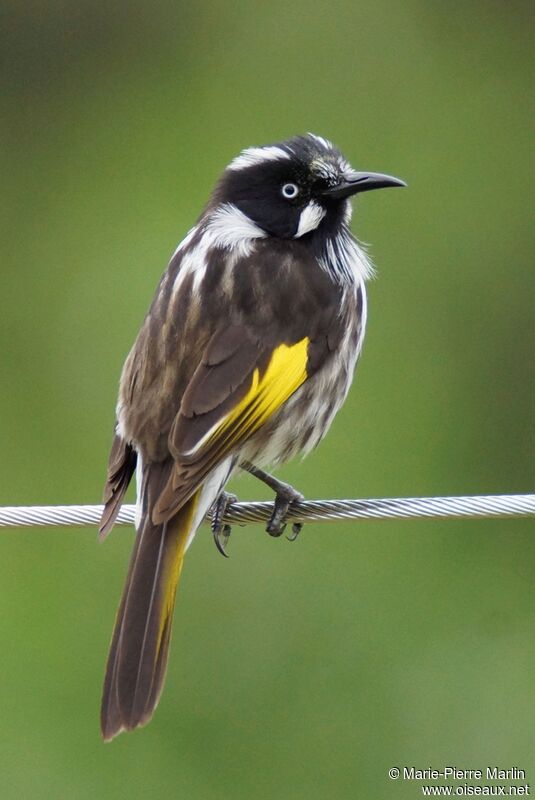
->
xmin=319 ymin=227 xmax=375 ymax=285
xmin=295 ymin=201 xmax=326 ymax=238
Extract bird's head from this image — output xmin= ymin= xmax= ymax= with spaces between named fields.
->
xmin=209 ymin=133 xmax=405 ymax=240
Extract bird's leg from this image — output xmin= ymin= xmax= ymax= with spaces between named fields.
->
xmin=210 ymin=491 xmax=237 ymax=558
xmin=240 ymin=460 xmax=304 ymax=538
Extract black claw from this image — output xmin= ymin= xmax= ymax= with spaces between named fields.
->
xmin=211 ymin=492 xmax=237 ymax=558
xmin=213 ymin=524 xmax=231 ymax=558
xmin=286 ymin=523 xmax=303 ymax=542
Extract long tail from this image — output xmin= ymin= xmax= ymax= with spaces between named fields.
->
xmin=100 ymin=467 xmax=200 ymax=741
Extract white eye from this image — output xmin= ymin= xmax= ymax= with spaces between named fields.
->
xmin=281 ymin=182 xmax=299 ymax=199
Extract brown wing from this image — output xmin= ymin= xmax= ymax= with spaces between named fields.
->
xmin=152 ymin=323 xmax=311 ymax=523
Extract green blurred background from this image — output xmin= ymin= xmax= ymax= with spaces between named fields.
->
xmin=1 ymin=2 xmax=534 ymax=797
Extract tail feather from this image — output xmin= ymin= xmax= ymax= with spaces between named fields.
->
xmin=101 ymin=472 xmax=199 ymax=741
xmin=101 ymin=455 xmax=235 ymax=741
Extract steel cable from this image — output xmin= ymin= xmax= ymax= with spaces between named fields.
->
xmin=0 ymin=494 xmax=534 ymax=529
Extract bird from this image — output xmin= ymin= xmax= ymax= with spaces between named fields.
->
xmin=99 ymin=133 xmax=405 ymax=740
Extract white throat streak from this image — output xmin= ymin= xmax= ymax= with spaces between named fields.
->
xmin=318 ymin=226 xmax=375 ymax=285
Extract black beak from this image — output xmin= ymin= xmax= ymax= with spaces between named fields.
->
xmin=322 ymin=170 xmax=406 ymax=200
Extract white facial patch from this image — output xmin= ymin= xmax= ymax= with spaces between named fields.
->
xmin=228 ymin=146 xmax=290 ymax=171
xmin=205 ymin=203 xmax=267 ymax=257
xmin=294 ymin=200 xmax=326 ymax=238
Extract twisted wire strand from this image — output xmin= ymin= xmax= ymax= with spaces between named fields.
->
xmin=0 ymin=494 xmax=534 ymax=529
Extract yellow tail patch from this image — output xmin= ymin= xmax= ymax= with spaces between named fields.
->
xmin=156 ymin=491 xmax=200 ymax=655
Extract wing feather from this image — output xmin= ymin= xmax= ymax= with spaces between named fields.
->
xmin=152 ymin=327 xmax=309 ymax=523
xmin=99 ymin=433 xmax=137 ymax=540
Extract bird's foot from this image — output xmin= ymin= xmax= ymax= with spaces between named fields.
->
xmin=266 ymin=482 xmax=304 ymax=538
xmin=240 ymin=461 xmax=304 ymax=539
xmin=211 ymin=491 xmax=237 ymax=558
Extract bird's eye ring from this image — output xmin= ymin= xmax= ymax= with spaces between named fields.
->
xmin=281 ymin=183 xmax=299 ymax=199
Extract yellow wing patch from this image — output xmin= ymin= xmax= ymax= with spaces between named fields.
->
xmin=185 ymin=337 xmax=310 ymax=457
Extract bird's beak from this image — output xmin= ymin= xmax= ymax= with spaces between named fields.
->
xmin=322 ymin=170 xmax=407 ymax=200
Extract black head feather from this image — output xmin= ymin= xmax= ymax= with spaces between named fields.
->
xmin=210 ymin=133 xmax=351 ymax=239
